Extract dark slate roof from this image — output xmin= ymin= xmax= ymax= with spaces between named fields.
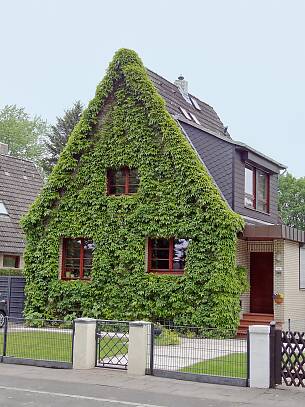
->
xmin=0 ymin=154 xmax=43 ymax=254
xmin=147 ymin=69 xmax=226 ymax=136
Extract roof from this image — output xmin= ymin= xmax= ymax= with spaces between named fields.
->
xmin=147 ymin=69 xmax=286 ymax=171
xmin=147 ymin=69 xmax=226 ymax=136
xmin=0 ymin=154 xmax=43 ymax=254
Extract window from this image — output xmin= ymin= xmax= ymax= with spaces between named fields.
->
xmin=148 ymin=238 xmax=190 ymax=274
xmin=107 ymin=168 xmax=139 ymax=195
xmin=244 ymin=165 xmax=269 ymax=213
xmin=0 ymin=201 xmax=8 ymax=215
xmin=300 ymin=245 xmax=305 ymax=289
xmin=61 ymin=238 xmax=95 ymax=280
xmin=179 ymin=107 xmax=192 ymax=121
xmin=189 ymin=112 xmax=201 ymax=125
xmin=3 ymin=255 xmax=20 ymax=268
xmin=190 ymin=97 xmax=201 ymax=111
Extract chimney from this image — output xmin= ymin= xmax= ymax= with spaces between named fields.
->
xmin=174 ymin=75 xmax=188 ymax=94
xmin=0 ymin=143 xmax=9 ymax=155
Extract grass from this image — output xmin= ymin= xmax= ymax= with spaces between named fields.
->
xmin=180 ymin=352 xmax=247 ymax=378
xmin=0 ymin=329 xmax=128 ymax=363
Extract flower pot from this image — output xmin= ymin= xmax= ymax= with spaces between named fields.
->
xmin=274 ymin=294 xmax=284 ymax=305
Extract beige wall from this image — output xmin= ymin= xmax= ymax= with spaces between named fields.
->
xmin=282 ymin=240 xmax=305 ymax=331
xmin=236 ymin=239 xmax=250 ymax=313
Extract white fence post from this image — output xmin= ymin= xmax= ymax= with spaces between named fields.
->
xmin=73 ymin=318 xmax=97 ymax=369
xmin=128 ymin=321 xmax=150 ymax=376
xmin=249 ymin=325 xmax=270 ymax=388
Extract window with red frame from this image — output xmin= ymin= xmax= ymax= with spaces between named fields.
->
xmin=148 ymin=238 xmax=190 ymax=274
xmin=3 ymin=255 xmax=20 ymax=268
xmin=107 ymin=168 xmax=139 ymax=195
xmin=61 ymin=238 xmax=95 ymax=280
xmin=244 ymin=165 xmax=270 ymax=213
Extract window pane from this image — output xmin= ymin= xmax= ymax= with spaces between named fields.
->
xmin=64 ymin=259 xmax=80 ymax=278
xmin=151 ymin=259 xmax=169 ymax=270
xmin=115 ymin=169 xmax=125 ymax=186
xmin=128 ymin=169 xmax=139 ymax=193
xmin=256 ymin=170 xmax=268 ymax=212
xmin=245 ymin=167 xmax=254 ymax=208
xmin=66 ymin=239 xmax=81 ymax=258
xmin=173 ymin=239 xmax=189 ymax=271
xmin=152 ymin=248 xmax=169 ymax=260
xmin=3 ymin=255 xmax=19 ymax=268
xmin=152 ymin=239 xmax=170 ymax=249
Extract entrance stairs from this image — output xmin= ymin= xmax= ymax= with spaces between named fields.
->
xmin=237 ymin=313 xmax=274 ymax=338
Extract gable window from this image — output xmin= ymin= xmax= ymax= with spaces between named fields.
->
xmin=61 ymin=238 xmax=95 ymax=280
xmin=107 ymin=168 xmax=139 ymax=195
xmin=148 ymin=238 xmax=190 ymax=274
xmin=244 ymin=165 xmax=269 ymax=213
xmin=3 ymin=255 xmax=20 ymax=268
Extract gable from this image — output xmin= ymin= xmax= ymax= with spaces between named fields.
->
xmin=22 ymin=49 xmax=246 ymax=330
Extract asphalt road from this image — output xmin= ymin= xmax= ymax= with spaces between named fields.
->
xmin=0 ymin=364 xmax=304 ymax=407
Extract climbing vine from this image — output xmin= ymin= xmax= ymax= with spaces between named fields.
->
xmin=22 ymin=49 xmax=247 ymax=332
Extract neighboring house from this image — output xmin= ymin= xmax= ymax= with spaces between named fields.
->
xmin=0 ymin=143 xmax=43 ymax=271
xmin=22 ymin=49 xmax=305 ymax=331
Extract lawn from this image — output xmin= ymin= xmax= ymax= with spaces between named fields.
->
xmin=180 ymin=352 xmax=247 ymax=378
xmin=0 ymin=329 xmax=128 ymax=363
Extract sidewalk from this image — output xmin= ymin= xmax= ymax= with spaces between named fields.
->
xmin=0 ymin=363 xmax=304 ymax=406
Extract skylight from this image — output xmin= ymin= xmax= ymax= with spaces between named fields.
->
xmin=190 ymin=97 xmax=201 ymax=111
xmin=189 ymin=112 xmax=201 ymax=125
xmin=0 ymin=201 xmax=8 ymax=216
xmin=179 ymin=107 xmax=192 ymax=121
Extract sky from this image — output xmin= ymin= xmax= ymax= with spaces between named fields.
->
xmin=1 ymin=0 xmax=305 ymax=176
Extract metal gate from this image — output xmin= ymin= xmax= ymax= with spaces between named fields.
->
xmin=95 ymin=320 xmax=129 ymax=369
xmin=280 ymin=330 xmax=305 ymax=387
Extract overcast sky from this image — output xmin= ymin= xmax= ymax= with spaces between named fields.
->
xmin=1 ymin=0 xmax=304 ymax=176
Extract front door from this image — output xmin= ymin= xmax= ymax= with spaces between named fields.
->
xmin=250 ymin=252 xmax=274 ymax=314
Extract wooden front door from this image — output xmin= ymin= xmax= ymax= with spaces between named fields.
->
xmin=250 ymin=252 xmax=274 ymax=314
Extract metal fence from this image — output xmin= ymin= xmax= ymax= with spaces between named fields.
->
xmin=149 ymin=324 xmax=248 ymax=386
xmin=96 ymin=320 xmax=129 ymax=369
xmin=0 ymin=317 xmax=74 ymax=368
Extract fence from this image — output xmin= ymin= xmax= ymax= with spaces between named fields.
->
xmin=0 ymin=316 xmax=74 ymax=368
xmin=149 ymin=324 xmax=248 ymax=386
xmin=0 ymin=276 xmax=25 ymax=318
xmin=96 ymin=319 xmax=129 ymax=369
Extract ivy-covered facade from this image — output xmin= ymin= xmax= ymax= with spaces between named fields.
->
xmin=22 ymin=49 xmax=248 ymax=331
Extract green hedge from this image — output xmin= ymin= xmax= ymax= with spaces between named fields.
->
xmin=22 ymin=49 xmax=247 ymax=331
xmin=0 ymin=268 xmax=24 ymax=276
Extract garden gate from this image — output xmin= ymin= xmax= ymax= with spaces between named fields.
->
xmin=95 ymin=320 xmax=129 ymax=369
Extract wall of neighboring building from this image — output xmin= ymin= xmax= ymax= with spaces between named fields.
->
xmin=233 ymin=149 xmax=279 ymax=225
xmin=180 ymin=123 xmax=234 ymax=207
xmin=283 ymin=240 xmax=305 ymax=331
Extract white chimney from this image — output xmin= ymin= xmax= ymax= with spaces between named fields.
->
xmin=0 ymin=143 xmax=9 ymax=155
xmin=174 ymin=75 xmax=188 ymax=94
xmin=174 ymin=75 xmax=191 ymax=104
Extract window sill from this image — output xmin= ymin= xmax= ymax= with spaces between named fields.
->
xmin=148 ymin=271 xmax=184 ymax=276
xmin=244 ymin=205 xmax=270 ymax=216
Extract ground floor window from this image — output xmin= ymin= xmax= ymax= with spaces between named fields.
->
xmin=148 ymin=238 xmax=189 ymax=274
xmin=3 ymin=255 xmax=20 ymax=268
xmin=61 ymin=238 xmax=95 ymax=280
xmin=300 ymin=245 xmax=305 ymax=289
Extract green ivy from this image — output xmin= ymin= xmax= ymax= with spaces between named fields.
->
xmin=22 ymin=49 xmax=247 ymax=332
xmin=0 ymin=268 xmax=24 ymax=276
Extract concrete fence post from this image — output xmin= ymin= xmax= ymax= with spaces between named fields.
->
xmin=249 ymin=325 xmax=270 ymax=388
xmin=128 ymin=321 xmax=150 ymax=376
xmin=73 ymin=318 xmax=97 ymax=369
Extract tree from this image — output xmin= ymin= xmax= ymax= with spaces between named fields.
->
xmin=279 ymin=172 xmax=305 ymax=230
xmin=0 ymin=105 xmax=48 ymax=167
xmin=42 ymin=101 xmax=83 ymax=174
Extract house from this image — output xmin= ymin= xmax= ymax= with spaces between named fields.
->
xmin=22 ymin=49 xmax=305 ymax=332
xmin=0 ymin=143 xmax=43 ymax=271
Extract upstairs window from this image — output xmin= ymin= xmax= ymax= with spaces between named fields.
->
xmin=3 ymin=255 xmax=20 ymax=268
xmin=148 ymin=238 xmax=190 ymax=274
xmin=244 ymin=165 xmax=269 ymax=213
xmin=107 ymin=168 xmax=139 ymax=195
xmin=61 ymin=238 xmax=95 ymax=280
